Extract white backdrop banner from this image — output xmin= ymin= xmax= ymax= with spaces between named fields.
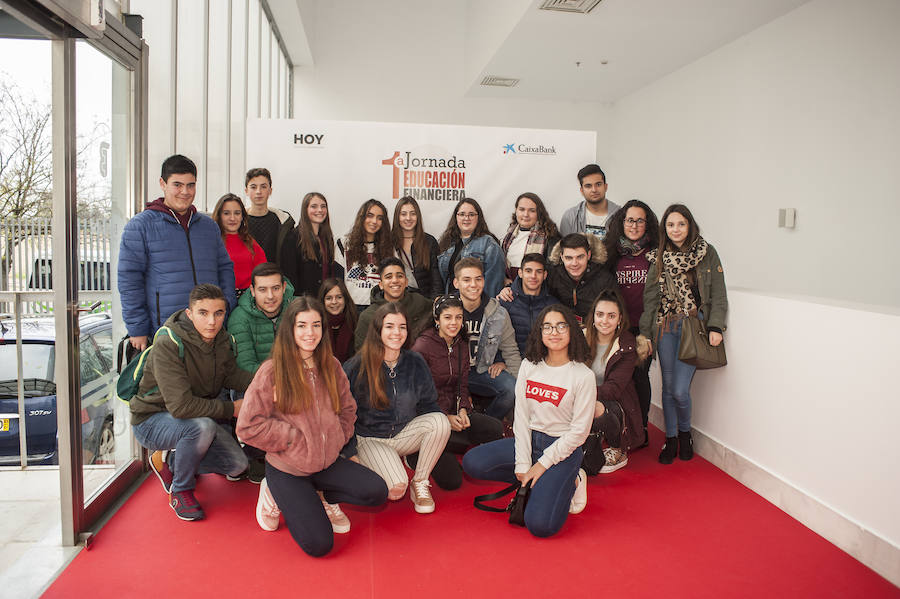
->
xmin=245 ymin=118 xmax=597 ymax=241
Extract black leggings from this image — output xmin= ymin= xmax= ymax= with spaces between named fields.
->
xmin=265 ymin=458 xmax=388 ymax=557
xmin=409 ymin=412 xmax=503 ymax=490
xmin=633 ymin=358 xmax=651 ymax=428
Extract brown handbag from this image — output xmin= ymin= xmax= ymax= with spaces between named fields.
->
xmin=678 ymin=315 xmax=727 ymax=369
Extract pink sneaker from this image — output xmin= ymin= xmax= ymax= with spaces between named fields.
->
xmin=255 ymin=478 xmax=281 ymax=531
xmin=321 ymin=498 xmax=351 ymax=534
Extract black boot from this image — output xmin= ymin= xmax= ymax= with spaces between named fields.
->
xmin=637 ymin=427 xmax=649 ymax=449
xmin=678 ymin=430 xmax=693 ymax=461
xmin=658 ymin=437 xmax=678 ymax=465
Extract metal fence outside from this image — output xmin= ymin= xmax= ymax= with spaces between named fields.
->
xmin=0 ymin=216 xmax=112 ymax=316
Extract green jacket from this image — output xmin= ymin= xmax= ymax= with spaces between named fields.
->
xmin=226 ymin=280 xmax=295 ymax=373
xmin=640 ymin=241 xmax=728 ymax=342
xmin=354 ymin=287 xmax=433 ymax=351
xmin=130 ymin=310 xmax=254 ymax=425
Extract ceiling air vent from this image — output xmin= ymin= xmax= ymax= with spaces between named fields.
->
xmin=538 ymin=0 xmax=602 ymax=14
xmin=481 ymin=76 xmax=520 ymax=87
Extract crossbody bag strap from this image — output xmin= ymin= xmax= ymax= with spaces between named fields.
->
xmin=473 ymin=482 xmax=521 ymax=513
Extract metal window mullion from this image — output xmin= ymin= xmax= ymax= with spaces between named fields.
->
xmin=51 ymin=36 xmax=83 ymax=547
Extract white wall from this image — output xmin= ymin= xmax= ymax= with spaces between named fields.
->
xmin=610 ymin=0 xmax=900 ymax=581
xmin=292 ymin=0 xmax=612 ymax=165
xmin=609 ymin=0 xmax=900 ymax=309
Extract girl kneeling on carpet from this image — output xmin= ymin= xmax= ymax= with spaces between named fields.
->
xmin=236 ymin=297 xmax=388 ymax=557
xmin=585 ymin=289 xmax=647 ymax=474
xmin=343 ymin=303 xmax=451 ymax=514
xmin=410 ymin=295 xmax=504 ymax=490
xmin=462 ymin=304 xmax=595 ymax=537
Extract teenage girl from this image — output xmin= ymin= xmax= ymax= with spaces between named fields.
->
xmin=391 ymin=196 xmax=442 ymax=298
xmin=294 ymin=192 xmax=339 ymax=297
xmin=212 ymin=193 xmax=266 ymax=293
xmin=236 ymin=296 xmax=388 ymax=557
xmin=319 ymin=278 xmax=357 ymax=364
xmin=337 ymin=199 xmax=394 ymax=310
xmin=463 ymin=304 xmax=595 ymax=537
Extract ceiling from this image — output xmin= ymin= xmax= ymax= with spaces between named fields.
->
xmin=274 ymin=0 xmax=810 ymax=104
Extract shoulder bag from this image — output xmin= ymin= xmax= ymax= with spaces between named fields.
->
xmin=473 ymin=480 xmax=532 ymax=527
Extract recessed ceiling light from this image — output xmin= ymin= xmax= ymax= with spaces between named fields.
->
xmin=481 ymin=76 xmax=520 ymax=87
xmin=538 ymin=0 xmax=603 ymax=14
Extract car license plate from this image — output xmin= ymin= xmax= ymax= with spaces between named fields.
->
xmin=0 ymin=418 xmax=8 ymax=432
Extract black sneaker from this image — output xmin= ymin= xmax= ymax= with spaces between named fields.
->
xmin=170 ymin=490 xmax=205 ymax=521
xmin=149 ymin=450 xmax=173 ymax=494
xmin=248 ymin=458 xmax=266 ymax=484
xmin=678 ymin=430 xmax=694 ymax=461
xmin=226 ymin=469 xmax=249 ymax=482
xmin=658 ymin=437 xmax=678 ymax=465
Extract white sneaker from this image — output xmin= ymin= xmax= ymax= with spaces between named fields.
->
xmin=410 ymin=479 xmax=435 ymax=514
xmin=599 ymin=447 xmax=629 ymax=473
xmin=569 ymin=468 xmax=587 ymax=514
xmin=321 ymin=497 xmax=351 ymax=534
xmin=255 ymin=478 xmax=281 ymax=531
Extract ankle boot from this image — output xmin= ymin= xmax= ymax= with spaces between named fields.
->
xmin=678 ymin=430 xmax=693 ymax=461
xmin=658 ymin=437 xmax=678 ymax=465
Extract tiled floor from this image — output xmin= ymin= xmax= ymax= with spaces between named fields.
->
xmin=0 ymin=469 xmax=83 ymax=599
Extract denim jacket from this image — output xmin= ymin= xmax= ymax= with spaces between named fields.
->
xmin=474 ymin=297 xmax=521 ymax=378
xmin=437 ymin=234 xmax=506 ymax=298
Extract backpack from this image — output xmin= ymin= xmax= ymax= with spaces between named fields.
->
xmin=115 ymin=327 xmax=183 ymax=403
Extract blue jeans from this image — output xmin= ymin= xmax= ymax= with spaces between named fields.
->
xmin=133 ymin=412 xmax=248 ymax=493
xmin=265 ymin=458 xmax=388 ymax=557
xmin=657 ymin=318 xmax=697 ymax=437
xmin=462 ymin=431 xmax=583 ymax=538
xmin=468 ymin=367 xmax=516 ymax=420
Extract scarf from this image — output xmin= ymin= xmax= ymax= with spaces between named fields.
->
xmin=647 ymin=237 xmax=708 ymax=326
xmin=501 ymin=223 xmax=548 ymax=256
xmin=327 ymin=311 xmax=353 ymax=363
xmin=617 ymin=234 xmax=651 ymax=256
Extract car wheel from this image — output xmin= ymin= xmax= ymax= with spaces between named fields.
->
xmin=94 ymin=420 xmax=116 ymax=464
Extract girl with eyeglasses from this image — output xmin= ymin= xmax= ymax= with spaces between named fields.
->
xmin=463 ymin=304 xmax=595 ymax=537
xmin=603 ymin=199 xmax=660 ymax=446
xmin=410 ymin=295 xmax=504 ymax=490
xmin=640 ymin=204 xmax=728 ymax=464
xmin=236 ymin=297 xmax=388 ymax=557
xmin=436 ymin=198 xmax=506 ymax=297
xmin=584 ymin=289 xmax=645 ymax=473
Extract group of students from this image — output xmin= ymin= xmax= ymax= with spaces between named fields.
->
xmin=124 ymin=156 xmax=729 ymax=557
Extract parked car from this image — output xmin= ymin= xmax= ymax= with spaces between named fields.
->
xmin=0 ymin=313 xmax=116 ymax=465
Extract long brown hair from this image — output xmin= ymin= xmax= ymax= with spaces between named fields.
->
xmin=357 ymin=303 xmax=410 ymax=410
xmin=507 ymin=192 xmax=560 ymax=239
xmin=345 ymin=199 xmax=393 ymax=267
xmin=318 ymin=278 xmax=358 ymax=331
xmin=212 ymin=193 xmax=256 ymax=255
xmin=653 ymin=203 xmax=701 ymax=282
xmin=391 ymin=196 xmax=429 ymax=268
xmin=523 ymin=304 xmax=590 ymax=365
xmin=297 ymin=192 xmax=335 ymax=263
xmin=585 ymin=289 xmax=630 ymax=364
xmin=270 ymin=297 xmax=341 ymax=414
xmin=438 ymin=198 xmax=498 ymax=251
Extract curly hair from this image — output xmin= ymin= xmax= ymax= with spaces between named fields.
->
xmin=506 ymin=192 xmax=560 ymax=240
xmin=344 ymin=199 xmax=393 ymax=267
xmin=523 ymin=304 xmax=590 ymax=365
xmin=603 ymin=199 xmax=659 ymax=260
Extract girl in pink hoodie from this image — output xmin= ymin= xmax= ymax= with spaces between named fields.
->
xmin=236 ymin=296 xmax=387 ymax=557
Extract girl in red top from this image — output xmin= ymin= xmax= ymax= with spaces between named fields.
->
xmin=236 ymin=296 xmax=388 ymax=557
xmin=213 ymin=193 xmax=266 ymax=293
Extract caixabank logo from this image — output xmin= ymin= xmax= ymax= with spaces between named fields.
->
xmin=381 ymin=150 xmax=467 ymax=201
xmin=503 ymin=142 xmax=556 ymax=155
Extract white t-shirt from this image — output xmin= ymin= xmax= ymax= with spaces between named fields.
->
xmin=513 ymin=359 xmax=596 ymax=473
xmin=584 ymin=208 xmax=610 ymax=240
xmin=505 ymin=228 xmax=530 ymax=269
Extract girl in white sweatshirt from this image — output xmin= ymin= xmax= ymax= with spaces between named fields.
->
xmin=462 ymin=304 xmax=595 ymax=537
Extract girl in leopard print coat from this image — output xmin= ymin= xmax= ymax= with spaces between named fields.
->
xmin=639 ymin=204 xmax=727 ymax=466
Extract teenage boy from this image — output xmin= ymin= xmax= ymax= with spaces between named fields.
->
xmin=244 ymin=167 xmax=300 ymax=289
xmin=453 ymin=257 xmax=521 ymax=420
xmin=355 ymin=257 xmax=432 ymax=350
xmin=547 ymin=233 xmax=617 ymax=325
xmin=559 ymin=164 xmax=621 ymax=239
xmin=119 ymin=155 xmax=235 ymax=351
xmin=130 ymin=284 xmax=254 ymax=521
xmin=499 ymin=253 xmax=557 ymax=357
xmin=227 ymin=262 xmax=295 ymax=373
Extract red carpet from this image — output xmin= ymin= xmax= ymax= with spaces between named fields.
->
xmin=44 ymin=428 xmax=899 ymax=599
